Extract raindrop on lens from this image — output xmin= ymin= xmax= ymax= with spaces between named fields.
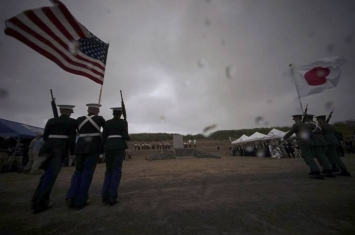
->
xmin=202 ymin=181 xmax=213 ymax=198
xmin=85 ymin=137 xmax=93 ymax=142
xmin=324 ymin=101 xmax=334 ymax=111
xmin=0 ymin=88 xmax=9 ymax=98
xmin=316 ymin=69 xmax=326 ymax=78
xmin=225 ymin=65 xmax=237 ymax=79
xmin=68 ymin=40 xmax=79 ymax=55
xmin=326 ymin=43 xmax=335 ymax=53
xmin=202 ymin=124 xmax=217 ymax=137
xmin=300 ymin=130 xmax=309 ymax=140
xmin=345 ymin=35 xmax=353 ymax=44
xmin=245 ymin=146 xmax=254 ymax=152
xmin=257 ymin=149 xmax=266 ymax=158
xmin=255 ymin=116 xmax=264 ymax=125
xmin=198 ymin=59 xmax=207 ymax=68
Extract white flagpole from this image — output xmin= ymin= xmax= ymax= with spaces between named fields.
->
xmin=289 ymin=64 xmax=304 ymax=113
xmin=98 ymin=43 xmax=109 ymax=104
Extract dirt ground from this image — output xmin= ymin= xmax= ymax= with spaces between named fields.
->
xmin=0 ymin=153 xmax=354 ymax=235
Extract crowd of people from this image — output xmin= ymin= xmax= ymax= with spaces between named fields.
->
xmin=231 ymin=139 xmax=300 ymax=159
xmin=134 ymin=142 xmax=171 ymax=150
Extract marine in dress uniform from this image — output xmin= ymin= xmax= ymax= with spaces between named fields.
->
xmin=32 ymin=105 xmax=77 ymax=214
xmin=282 ymin=115 xmax=324 ymax=179
xmin=100 ymin=107 xmax=130 ymax=205
xmin=315 ymin=115 xmax=351 ymax=177
xmin=304 ymin=114 xmax=335 ymax=178
xmin=66 ymin=103 xmax=105 ymax=210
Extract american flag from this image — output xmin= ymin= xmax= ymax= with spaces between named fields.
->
xmin=4 ymin=0 xmax=109 ymax=85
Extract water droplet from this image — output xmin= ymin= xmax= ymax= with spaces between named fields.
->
xmin=202 ymin=181 xmax=213 ymax=198
xmin=204 ymin=19 xmax=210 ymax=26
xmin=255 ymin=116 xmax=264 ymax=125
xmin=316 ymin=69 xmax=326 ymax=78
xmin=198 ymin=59 xmax=207 ymax=68
xmin=87 ymin=63 xmax=94 ymax=70
xmin=221 ymin=39 xmax=226 ymax=46
xmin=205 ymin=0 xmax=211 ymax=3
xmin=256 ymin=149 xmax=266 ymax=158
xmin=68 ymin=40 xmax=79 ymax=55
xmin=300 ymin=130 xmax=310 ymax=140
xmin=348 ymin=7 xmax=355 ymax=13
xmin=160 ymin=115 xmax=166 ymax=121
xmin=84 ymin=137 xmax=93 ymax=142
xmin=245 ymin=145 xmax=254 ymax=152
xmin=202 ymin=124 xmax=217 ymax=137
xmin=264 ymin=121 xmax=269 ymax=126
xmin=306 ymin=31 xmax=315 ymax=37
xmin=326 ymin=43 xmax=335 ymax=53
xmin=345 ymin=34 xmax=353 ymax=44
xmin=155 ymin=199 xmax=170 ymax=218
xmin=266 ymin=99 xmax=272 ymax=104
xmin=225 ymin=65 xmax=237 ymax=79
xmin=0 ymin=89 xmax=9 ymax=98
xmin=324 ymin=101 xmax=334 ymax=111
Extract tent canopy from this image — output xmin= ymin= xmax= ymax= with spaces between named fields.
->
xmin=231 ymin=134 xmax=249 ymax=144
xmin=0 ymin=118 xmax=44 ymax=138
xmin=232 ymin=129 xmax=296 ymax=145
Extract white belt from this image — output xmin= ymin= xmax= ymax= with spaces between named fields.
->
xmin=48 ymin=135 xmax=69 ymax=139
xmin=79 ymin=133 xmax=101 ymax=137
xmin=108 ymin=135 xmax=122 ymax=138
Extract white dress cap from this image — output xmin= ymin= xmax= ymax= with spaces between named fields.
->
xmin=57 ymin=105 xmax=75 ymax=110
xmin=86 ymin=103 xmax=102 ymax=108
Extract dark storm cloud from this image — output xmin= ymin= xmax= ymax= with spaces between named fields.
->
xmin=1 ymin=0 xmax=354 ymax=134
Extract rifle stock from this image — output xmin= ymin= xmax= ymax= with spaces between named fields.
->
xmin=120 ymin=90 xmax=127 ymax=120
xmin=326 ymin=108 xmax=334 ymax=123
xmin=50 ymin=89 xmax=59 ymax=118
xmin=302 ymin=104 xmax=308 ymax=122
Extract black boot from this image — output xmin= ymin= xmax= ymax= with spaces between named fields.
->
xmin=332 ymin=165 xmax=340 ymax=172
xmin=324 ymin=170 xmax=336 ymax=178
xmin=310 ymin=171 xmax=324 ymax=180
xmin=338 ymin=169 xmax=351 ymax=177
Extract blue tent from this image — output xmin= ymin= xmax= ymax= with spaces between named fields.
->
xmin=0 ymin=118 xmax=44 ymax=138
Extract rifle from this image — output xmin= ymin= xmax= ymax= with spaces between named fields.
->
xmin=326 ymin=108 xmax=334 ymax=123
xmin=120 ymin=90 xmax=127 ymax=120
xmin=50 ymin=89 xmax=59 ymax=118
xmin=302 ymin=104 xmax=308 ymax=122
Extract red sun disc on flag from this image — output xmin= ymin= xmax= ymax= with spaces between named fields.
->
xmin=304 ymin=67 xmax=330 ymax=86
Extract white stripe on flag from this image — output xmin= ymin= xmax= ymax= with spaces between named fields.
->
xmin=7 ymin=22 xmax=104 ymax=82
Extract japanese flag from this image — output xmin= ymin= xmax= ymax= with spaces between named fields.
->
xmin=295 ymin=56 xmax=347 ymax=97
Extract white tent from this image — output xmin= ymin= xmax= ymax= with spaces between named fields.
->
xmin=266 ymin=128 xmax=296 ymax=139
xmin=231 ymin=129 xmax=296 ymax=145
xmin=243 ymin=132 xmax=267 ymax=143
xmin=231 ymin=134 xmax=249 ymax=144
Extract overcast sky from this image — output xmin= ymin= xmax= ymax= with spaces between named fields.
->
xmin=0 ymin=0 xmax=354 ymax=135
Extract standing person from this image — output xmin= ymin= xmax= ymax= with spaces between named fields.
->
xmin=304 ymin=114 xmax=335 ymax=177
xmin=101 ymin=107 xmax=130 ymax=206
xmin=31 ymin=105 xmax=77 ymax=214
xmin=66 ymin=104 xmax=105 ymax=210
xmin=287 ymin=141 xmax=296 ymax=158
xmin=334 ymin=131 xmax=345 ymax=157
xmin=281 ymin=115 xmax=324 ymax=179
xmin=345 ymin=138 xmax=354 ymax=154
xmin=23 ymin=134 xmax=41 ymax=173
xmin=315 ymin=115 xmax=351 ymax=177
xmin=30 ymin=136 xmax=45 ymax=175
